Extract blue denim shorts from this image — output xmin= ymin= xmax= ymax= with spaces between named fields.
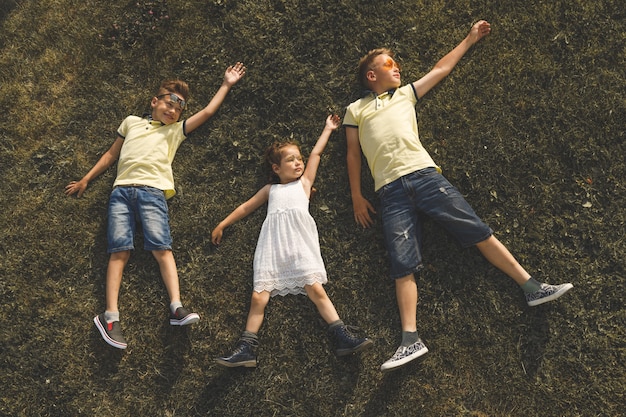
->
xmin=377 ymin=168 xmax=493 ymax=279
xmin=107 ymin=185 xmax=172 ymax=253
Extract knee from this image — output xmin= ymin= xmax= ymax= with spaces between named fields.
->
xmin=250 ymin=291 xmax=270 ymax=307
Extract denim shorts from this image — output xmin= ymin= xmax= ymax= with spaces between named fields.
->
xmin=377 ymin=168 xmax=493 ymax=279
xmin=107 ymin=185 xmax=172 ymax=253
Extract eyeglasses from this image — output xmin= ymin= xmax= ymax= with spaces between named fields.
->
xmin=157 ymin=93 xmax=187 ymax=111
xmin=378 ymin=57 xmax=401 ymax=71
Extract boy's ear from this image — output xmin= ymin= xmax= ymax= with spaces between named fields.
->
xmin=366 ymin=70 xmax=376 ymax=83
xmin=150 ymin=96 xmax=158 ymax=108
xmin=272 ymin=163 xmax=280 ymax=174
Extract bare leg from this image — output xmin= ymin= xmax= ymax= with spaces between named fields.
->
xmin=245 ymin=290 xmax=271 ymax=334
xmin=305 ymin=283 xmax=341 ymax=324
xmin=395 ymin=274 xmax=418 ymax=332
xmin=476 ymin=235 xmax=531 ymax=285
xmin=105 ymin=250 xmax=131 ymax=312
xmin=152 ymin=249 xmax=180 ymax=303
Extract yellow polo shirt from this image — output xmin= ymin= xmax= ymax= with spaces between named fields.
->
xmin=343 ymin=84 xmax=439 ymax=191
xmin=113 ymin=116 xmax=187 ymax=199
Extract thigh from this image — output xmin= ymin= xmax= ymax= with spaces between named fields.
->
xmin=379 ymin=179 xmax=424 ymax=279
xmin=107 ymin=187 xmax=136 ymax=253
xmin=136 ymin=187 xmax=172 ymax=251
xmin=412 ymin=171 xmax=493 ymax=247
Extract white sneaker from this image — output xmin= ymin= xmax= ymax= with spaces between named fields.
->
xmin=526 ymin=283 xmax=574 ymax=306
xmin=380 ymin=338 xmax=429 ymax=372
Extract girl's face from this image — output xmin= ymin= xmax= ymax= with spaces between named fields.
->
xmin=150 ymin=91 xmax=186 ymax=124
xmin=272 ymin=144 xmax=304 ymax=183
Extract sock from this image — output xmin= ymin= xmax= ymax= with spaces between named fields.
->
xmin=401 ymin=331 xmax=419 ymax=347
xmin=520 ymin=277 xmax=542 ymax=294
xmin=170 ymin=301 xmax=183 ymax=314
xmin=328 ymin=320 xmax=344 ymax=330
xmin=241 ymin=331 xmax=259 ymax=345
xmin=104 ymin=310 xmax=119 ymax=323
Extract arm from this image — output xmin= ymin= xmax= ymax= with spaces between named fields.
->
xmin=300 ymin=115 xmax=340 ymax=195
xmin=211 ymin=184 xmax=270 ymax=245
xmin=413 ymin=20 xmax=491 ymax=99
xmin=345 ymin=126 xmax=376 ymax=228
xmin=185 ymin=62 xmax=246 ymax=134
xmin=64 ymin=136 xmax=124 ymax=197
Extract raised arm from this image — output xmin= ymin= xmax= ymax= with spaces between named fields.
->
xmin=185 ymin=62 xmax=246 ymax=134
xmin=413 ymin=20 xmax=491 ymax=99
xmin=300 ymin=115 xmax=340 ymax=194
xmin=345 ymin=126 xmax=376 ymax=228
xmin=211 ymin=184 xmax=270 ymax=245
xmin=65 ymin=136 xmax=124 ymax=197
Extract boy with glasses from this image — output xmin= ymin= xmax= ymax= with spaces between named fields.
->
xmin=343 ymin=21 xmax=573 ymax=372
xmin=66 ymin=63 xmax=246 ymax=349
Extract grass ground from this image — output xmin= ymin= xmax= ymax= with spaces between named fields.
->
xmin=0 ymin=0 xmax=624 ymax=416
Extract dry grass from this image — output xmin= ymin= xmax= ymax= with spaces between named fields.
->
xmin=1 ymin=0 xmax=624 ymax=416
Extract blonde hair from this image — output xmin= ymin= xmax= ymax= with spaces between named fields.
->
xmin=357 ymin=48 xmax=394 ymax=89
xmin=156 ymin=79 xmax=189 ymax=100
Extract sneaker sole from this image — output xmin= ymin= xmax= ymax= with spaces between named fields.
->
xmin=336 ymin=338 xmax=374 ymax=357
xmin=527 ymin=283 xmax=574 ymax=306
xmin=170 ymin=313 xmax=200 ymax=326
xmin=93 ymin=316 xmax=127 ymax=349
xmin=214 ymin=358 xmax=257 ymax=368
xmin=380 ymin=346 xmax=428 ymax=372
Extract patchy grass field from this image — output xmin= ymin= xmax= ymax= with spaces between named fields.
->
xmin=1 ymin=0 xmax=624 ymax=416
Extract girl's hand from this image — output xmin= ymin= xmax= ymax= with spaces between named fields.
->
xmin=223 ymin=62 xmax=246 ymax=87
xmin=325 ymin=114 xmax=341 ymax=131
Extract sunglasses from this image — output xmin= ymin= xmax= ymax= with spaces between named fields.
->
xmin=157 ymin=93 xmax=187 ymax=111
xmin=380 ymin=57 xmax=401 ymax=71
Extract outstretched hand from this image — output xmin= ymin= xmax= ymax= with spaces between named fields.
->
xmin=223 ymin=62 xmax=246 ymax=86
xmin=325 ymin=114 xmax=341 ymax=131
xmin=468 ymin=20 xmax=491 ymax=45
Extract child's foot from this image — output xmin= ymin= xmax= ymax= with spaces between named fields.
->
xmin=215 ymin=340 xmax=258 ymax=368
xmin=169 ymin=307 xmax=200 ymax=325
xmin=526 ymin=283 xmax=574 ymax=306
xmin=329 ymin=324 xmax=373 ymax=356
xmin=380 ymin=338 xmax=428 ymax=372
xmin=94 ymin=314 xmax=127 ymax=349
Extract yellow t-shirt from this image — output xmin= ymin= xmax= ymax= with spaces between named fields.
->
xmin=343 ymin=84 xmax=439 ymax=191
xmin=113 ymin=116 xmax=187 ymax=199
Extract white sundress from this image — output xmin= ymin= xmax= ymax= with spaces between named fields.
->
xmin=253 ymin=179 xmax=328 ymax=297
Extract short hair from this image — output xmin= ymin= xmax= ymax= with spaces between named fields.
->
xmin=156 ymin=79 xmax=189 ymax=100
xmin=357 ymin=48 xmax=394 ymax=89
xmin=264 ymin=140 xmax=300 ymax=184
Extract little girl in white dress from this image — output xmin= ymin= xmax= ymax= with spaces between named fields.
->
xmin=211 ymin=115 xmax=372 ymax=368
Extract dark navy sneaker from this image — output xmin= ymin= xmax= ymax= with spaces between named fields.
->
xmin=329 ymin=324 xmax=373 ymax=356
xmin=526 ymin=283 xmax=574 ymax=306
xmin=169 ymin=307 xmax=200 ymax=325
xmin=215 ymin=340 xmax=258 ymax=368
xmin=94 ymin=314 xmax=127 ymax=349
xmin=380 ymin=338 xmax=428 ymax=372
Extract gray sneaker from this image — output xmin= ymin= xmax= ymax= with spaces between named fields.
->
xmin=94 ymin=314 xmax=127 ymax=349
xmin=380 ymin=338 xmax=428 ymax=372
xmin=526 ymin=283 xmax=574 ymax=306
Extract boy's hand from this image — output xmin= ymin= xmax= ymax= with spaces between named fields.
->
xmin=468 ymin=20 xmax=491 ymax=45
xmin=211 ymin=227 xmax=224 ymax=245
xmin=223 ymin=62 xmax=246 ymax=87
xmin=65 ymin=180 xmax=88 ymax=197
